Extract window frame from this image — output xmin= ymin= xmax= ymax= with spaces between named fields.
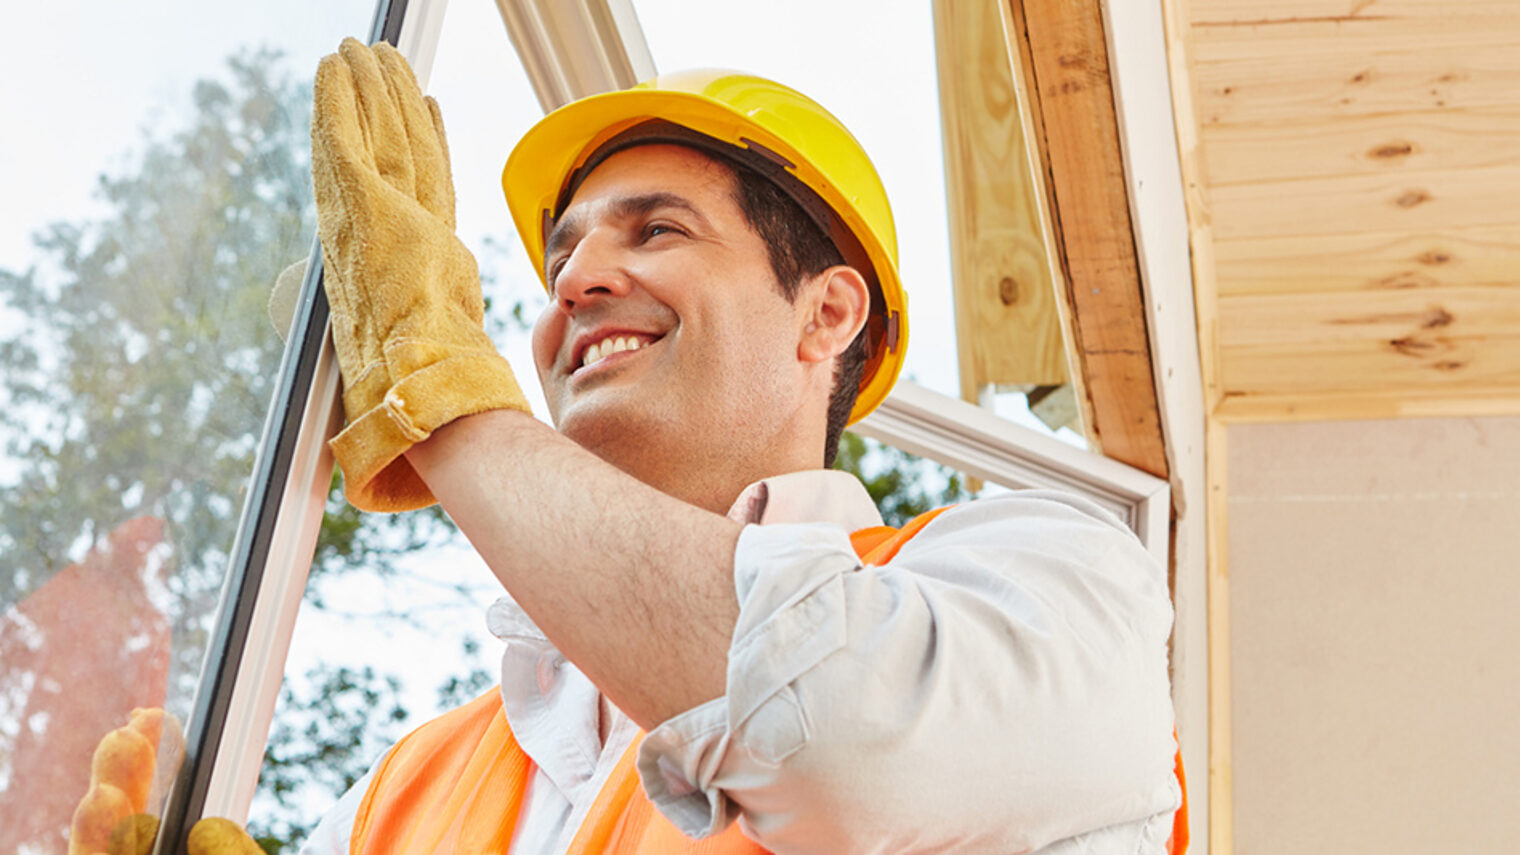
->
xmin=161 ymin=1 xmax=1174 ymax=849
xmin=154 ymin=1 xmax=424 ymax=849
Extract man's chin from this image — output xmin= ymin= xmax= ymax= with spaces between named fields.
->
xmin=555 ymin=400 xmax=666 ymax=462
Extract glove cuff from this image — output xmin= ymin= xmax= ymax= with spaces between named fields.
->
xmin=331 ymin=348 xmax=529 ymax=512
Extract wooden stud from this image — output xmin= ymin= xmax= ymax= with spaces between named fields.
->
xmin=934 ymin=0 xmax=1070 ymax=400
xmin=1005 ymin=0 xmax=1170 ymax=479
xmin=1215 ymin=387 xmax=1520 ymax=423
xmin=1206 ymin=419 xmax=1233 ymax=855
xmin=1160 ymin=0 xmax=1230 ymax=848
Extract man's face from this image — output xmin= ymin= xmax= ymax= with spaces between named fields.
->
xmin=531 ymin=144 xmax=813 ymax=486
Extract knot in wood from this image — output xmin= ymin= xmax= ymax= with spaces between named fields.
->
xmin=1395 ymin=189 xmax=1431 ymax=208
xmin=1369 ymin=141 xmax=1414 ymax=159
xmin=998 ymin=276 xmax=1020 ymax=306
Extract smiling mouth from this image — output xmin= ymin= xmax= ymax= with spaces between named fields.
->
xmin=573 ymin=332 xmax=664 ymax=375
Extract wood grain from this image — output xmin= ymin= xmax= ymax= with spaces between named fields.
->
xmin=1007 ymin=0 xmax=1169 ymax=479
xmin=1193 ymin=42 xmax=1520 ymax=126
xmin=1187 ymin=12 xmax=1519 ymax=62
xmin=933 ymin=0 xmax=1069 ymax=395
xmin=1214 ymin=226 xmax=1520 ymax=296
xmin=1188 ymin=0 xmax=1516 ymax=26
xmin=1215 ymin=387 xmax=1520 ymax=422
xmin=1218 ymin=285 xmax=1520 ymax=395
xmin=1208 ymin=165 xmax=1520 ymax=241
xmin=1166 ymin=0 xmax=1520 ymax=848
xmin=1205 ymin=418 xmax=1233 ymax=855
xmin=1200 ymin=108 xmax=1520 ymax=186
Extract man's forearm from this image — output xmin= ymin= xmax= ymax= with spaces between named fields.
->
xmin=403 ymin=409 xmax=742 ymax=730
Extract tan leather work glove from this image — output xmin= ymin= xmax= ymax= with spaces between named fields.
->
xmin=313 ymin=38 xmax=529 ymax=511
xmin=70 ymin=708 xmax=267 ymax=855
xmin=68 ymin=708 xmax=183 ymax=855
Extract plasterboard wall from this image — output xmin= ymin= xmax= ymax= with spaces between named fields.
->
xmin=1226 ymin=416 xmax=1520 ymax=853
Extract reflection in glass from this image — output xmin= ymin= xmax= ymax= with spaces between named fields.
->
xmin=0 ymin=6 xmax=370 ymax=850
xmin=246 ymin=1 xmax=551 ymax=846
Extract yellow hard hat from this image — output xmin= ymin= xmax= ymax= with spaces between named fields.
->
xmin=502 ymin=69 xmax=906 ymax=425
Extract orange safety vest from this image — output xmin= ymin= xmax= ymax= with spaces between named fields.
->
xmin=350 ymin=507 xmax=1188 ymax=854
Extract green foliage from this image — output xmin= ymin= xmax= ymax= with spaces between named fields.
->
xmin=434 ymin=636 xmax=496 ymax=710
xmin=0 ymin=48 xmax=462 ymax=853
xmin=833 ymin=431 xmax=977 ymax=527
xmin=250 ymin=665 xmax=410 ymax=854
xmin=0 ymin=47 xmax=314 ymax=613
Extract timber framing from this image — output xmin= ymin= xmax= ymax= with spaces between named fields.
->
xmin=932 ymin=0 xmax=1070 ymax=404
xmin=1002 ymin=0 xmax=1170 ymax=480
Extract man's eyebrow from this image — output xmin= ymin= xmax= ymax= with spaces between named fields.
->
xmin=544 ymin=211 xmax=585 ymax=270
xmin=544 ymin=191 xmax=711 ymax=269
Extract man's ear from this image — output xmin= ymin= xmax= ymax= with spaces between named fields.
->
xmin=797 ymin=265 xmax=870 ymax=365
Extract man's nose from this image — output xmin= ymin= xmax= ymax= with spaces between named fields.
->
xmin=552 ymin=233 xmax=632 ymax=311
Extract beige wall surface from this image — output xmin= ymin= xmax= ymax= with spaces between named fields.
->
xmin=1227 ymin=417 xmax=1520 ymax=854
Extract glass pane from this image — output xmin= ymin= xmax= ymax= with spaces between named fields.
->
xmin=0 ymin=4 xmax=374 ymax=853
xmin=248 ymin=3 xmax=552 ymax=847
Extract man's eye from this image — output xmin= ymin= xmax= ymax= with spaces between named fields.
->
xmin=547 ymin=257 xmax=567 ymax=284
xmin=643 ymin=222 xmax=683 ymax=240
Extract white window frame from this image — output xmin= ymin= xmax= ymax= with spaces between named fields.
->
xmin=169 ymin=0 xmax=1176 ymax=846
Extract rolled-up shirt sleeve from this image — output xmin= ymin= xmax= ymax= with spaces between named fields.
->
xmin=637 ymin=491 xmax=1181 ymax=854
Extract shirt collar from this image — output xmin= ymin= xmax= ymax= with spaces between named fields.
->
xmin=725 ymin=469 xmax=884 ymax=531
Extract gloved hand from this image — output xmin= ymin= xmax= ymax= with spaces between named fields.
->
xmin=187 ymin=818 xmax=265 ymax=855
xmin=102 ymin=815 xmax=263 ymax=855
xmin=312 ymin=37 xmax=529 ymax=512
xmin=69 ymin=708 xmax=183 ymax=855
xmin=70 ymin=708 xmax=265 ymax=855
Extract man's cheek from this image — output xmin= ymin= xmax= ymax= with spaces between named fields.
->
xmin=530 ymin=310 xmax=563 ymax=379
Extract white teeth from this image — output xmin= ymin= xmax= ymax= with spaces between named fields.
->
xmin=582 ymin=335 xmax=646 ymax=368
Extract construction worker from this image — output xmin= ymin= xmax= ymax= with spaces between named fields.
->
xmin=119 ymin=37 xmax=1182 ymax=854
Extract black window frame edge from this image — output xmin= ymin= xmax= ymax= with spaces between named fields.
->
xmin=153 ymin=1 xmax=410 ymax=850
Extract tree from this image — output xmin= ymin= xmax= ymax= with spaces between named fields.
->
xmin=0 ymin=48 xmax=457 ymax=855
xmin=835 ymin=431 xmax=977 ymax=527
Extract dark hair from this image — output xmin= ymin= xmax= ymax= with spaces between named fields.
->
xmin=725 ymin=161 xmax=869 ymax=468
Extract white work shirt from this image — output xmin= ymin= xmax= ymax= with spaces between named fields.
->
xmin=303 ymin=470 xmax=1181 ymax=854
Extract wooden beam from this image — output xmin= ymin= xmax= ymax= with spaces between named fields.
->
xmin=933 ymin=0 xmax=1069 ymax=402
xmin=1004 ymin=0 xmax=1170 ymax=479
xmin=1215 ymin=386 xmax=1520 ymax=423
xmin=1205 ymin=419 xmax=1233 ymax=855
xmin=1160 ymin=0 xmax=1230 ymax=848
